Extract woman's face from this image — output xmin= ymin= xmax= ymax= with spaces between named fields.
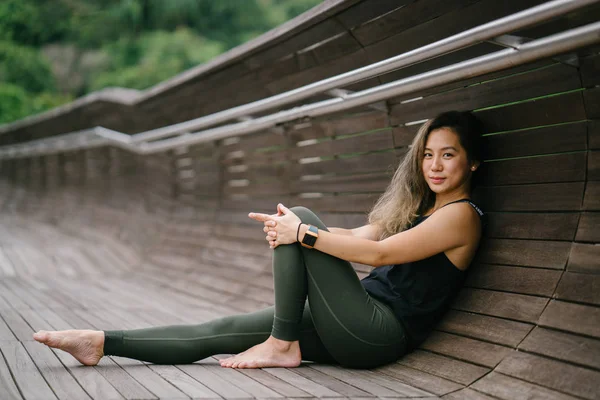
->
xmin=422 ymin=127 xmax=476 ymax=196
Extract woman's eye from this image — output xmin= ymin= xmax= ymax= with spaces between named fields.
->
xmin=443 ymin=153 xmax=453 ymax=158
xmin=424 ymin=153 xmax=432 ymax=158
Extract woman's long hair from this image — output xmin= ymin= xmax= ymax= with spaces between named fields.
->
xmin=368 ymin=111 xmax=484 ymax=240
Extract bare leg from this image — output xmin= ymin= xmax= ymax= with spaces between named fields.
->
xmin=33 ymin=330 xmax=105 ymax=366
xmin=219 ymin=335 xmax=301 ymax=368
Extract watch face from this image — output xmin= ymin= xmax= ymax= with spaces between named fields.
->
xmin=302 ymin=225 xmax=318 ymax=247
xmin=303 ymin=233 xmax=317 ymax=247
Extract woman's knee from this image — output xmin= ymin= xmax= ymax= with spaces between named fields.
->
xmin=290 ymin=206 xmax=328 ymax=230
xmin=289 ymin=206 xmax=314 ymax=221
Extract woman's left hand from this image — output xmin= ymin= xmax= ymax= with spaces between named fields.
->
xmin=248 ymin=203 xmax=301 ymax=249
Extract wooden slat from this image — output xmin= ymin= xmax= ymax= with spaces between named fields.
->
xmin=0 ymin=344 xmax=24 ymax=400
xmin=421 ymin=331 xmax=512 ymax=368
xmin=293 ymin=193 xmax=380 ymax=213
xmin=289 ymin=129 xmax=394 ymax=161
xmin=224 ymin=163 xmax=288 ymax=182
xmin=556 ymin=271 xmax=600 ymax=306
xmin=495 ymin=351 xmax=600 ymax=400
xmin=398 ymin=350 xmax=489 ymax=385
xmin=0 ymin=313 xmax=17 ymax=340
xmin=575 ymin=212 xmax=600 ymax=242
xmin=392 ymin=125 xmax=418 ymax=147
xmin=474 ymin=182 xmax=584 ymax=212
xmin=286 ymin=111 xmax=389 ymax=144
xmin=222 ymin=131 xmax=287 ymax=155
xmin=437 ymin=311 xmax=533 ymax=348
xmin=475 ymin=91 xmax=587 ymax=133
xmin=94 ymin=358 xmax=158 ymax=400
xmin=207 ymin=356 xmax=285 ymax=399
xmin=292 ymin=171 xmax=391 ymax=193
xmin=475 ymin=238 xmax=571 ymax=269
xmin=465 ymin=264 xmax=561 ymax=297
xmin=479 ymin=152 xmax=585 ymax=186
xmin=289 ymin=151 xmax=398 ymax=177
xmin=589 ymin=150 xmax=600 ymax=180
xmin=367 ymin=0 xmax=536 ymax=72
xmin=567 ymin=243 xmax=600 ymax=274
xmin=584 ymin=86 xmax=600 ymax=119
xmin=471 ymin=371 xmax=581 ymax=400
xmin=443 ymin=388 xmax=498 ymax=400
xmin=376 ymin=362 xmax=463 ymax=396
xmin=223 ymin=181 xmax=290 ymax=196
xmin=111 ymin=359 xmax=191 ymax=400
xmin=239 ymin=367 xmax=337 ymax=397
xmin=0 ymin=341 xmax=58 ymax=400
xmin=0 ymin=309 xmax=34 ymax=342
xmin=519 ymin=327 xmax=600 ymax=370
xmin=484 ymin=212 xmax=579 ymax=240
xmin=246 ymin=5 xmax=353 ymax=69
xmin=263 ymin=368 xmax=342 ymax=398
xmin=309 ymin=364 xmax=422 ymax=397
xmin=391 ymin=63 xmax=581 ymax=125
xmin=539 ymin=300 xmax=600 ymax=338
xmin=353 ymin=0 xmax=473 ymax=47
xmin=452 ymin=288 xmax=548 ymax=323
xmin=22 ymin=341 xmax=92 ymax=400
xmin=0 ymin=247 xmax=17 ymax=277
xmin=581 ymin=54 xmax=600 ymax=88
xmin=147 ymin=364 xmax=220 ymax=399
xmin=340 ymin=368 xmax=437 ymax=397
xmin=583 ymin=180 xmax=600 ymax=210
xmin=173 ymin=363 xmax=253 ymax=399
xmin=590 ymin=119 xmax=599 ymax=150
xmin=337 ymin=0 xmax=408 ymax=30
xmin=265 ymin=47 xmax=371 ymax=95
xmin=292 ymin=365 xmax=371 ymax=397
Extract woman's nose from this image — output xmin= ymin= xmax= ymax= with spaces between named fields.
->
xmin=431 ymin=157 xmax=443 ymax=171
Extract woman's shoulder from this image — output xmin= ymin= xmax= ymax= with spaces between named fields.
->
xmin=442 ymin=199 xmax=483 ymax=217
xmin=428 ymin=200 xmax=482 ymax=233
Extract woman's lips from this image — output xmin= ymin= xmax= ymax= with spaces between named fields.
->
xmin=430 ymin=177 xmax=445 ymax=184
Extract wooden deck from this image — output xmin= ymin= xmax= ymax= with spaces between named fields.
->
xmin=0 ymin=215 xmax=445 ymax=400
xmin=1 ymin=1 xmax=599 ymax=399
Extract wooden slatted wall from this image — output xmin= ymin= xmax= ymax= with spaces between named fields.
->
xmin=0 ymin=0 xmax=599 ymax=398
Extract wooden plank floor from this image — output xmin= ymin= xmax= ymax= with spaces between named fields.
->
xmin=0 ymin=215 xmax=443 ymax=400
xmin=2 ymin=214 xmax=592 ymax=400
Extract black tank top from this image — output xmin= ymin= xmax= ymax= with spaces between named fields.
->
xmin=360 ymin=199 xmax=484 ymax=351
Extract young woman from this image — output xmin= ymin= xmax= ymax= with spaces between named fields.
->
xmin=33 ymin=110 xmax=484 ymax=369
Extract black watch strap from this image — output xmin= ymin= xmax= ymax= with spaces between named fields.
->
xmin=301 ymin=224 xmax=318 ymax=248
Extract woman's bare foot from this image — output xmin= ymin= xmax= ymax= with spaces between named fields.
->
xmin=219 ymin=335 xmax=301 ymax=369
xmin=33 ymin=329 xmax=104 ymax=366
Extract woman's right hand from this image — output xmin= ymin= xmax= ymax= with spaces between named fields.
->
xmin=248 ymin=205 xmax=284 ymax=248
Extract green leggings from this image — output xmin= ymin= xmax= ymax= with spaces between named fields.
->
xmin=104 ymin=207 xmax=407 ymax=368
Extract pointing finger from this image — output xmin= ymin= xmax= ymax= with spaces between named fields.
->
xmin=249 ymin=212 xmax=272 ymax=222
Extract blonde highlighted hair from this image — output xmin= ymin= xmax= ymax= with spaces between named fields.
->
xmin=368 ymin=111 xmax=484 ymax=240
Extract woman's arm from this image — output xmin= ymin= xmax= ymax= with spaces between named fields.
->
xmin=298 ymin=204 xmax=480 ymax=267
xmin=328 ymin=224 xmax=381 ymax=241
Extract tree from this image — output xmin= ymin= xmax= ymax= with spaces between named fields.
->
xmin=90 ymin=28 xmax=224 ymax=91
xmin=0 ymin=41 xmax=55 ymax=93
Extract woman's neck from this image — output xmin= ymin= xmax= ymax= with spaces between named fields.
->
xmin=427 ymin=190 xmax=471 ymax=215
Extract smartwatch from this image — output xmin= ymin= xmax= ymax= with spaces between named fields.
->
xmin=301 ymin=224 xmax=319 ymax=248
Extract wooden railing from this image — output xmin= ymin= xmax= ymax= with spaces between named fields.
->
xmin=0 ymin=0 xmax=599 ymax=398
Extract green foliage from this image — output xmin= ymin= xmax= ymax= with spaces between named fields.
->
xmin=0 ymin=0 xmax=321 ymax=124
xmin=0 ymin=84 xmax=29 ymax=123
xmin=0 ymin=41 xmax=55 ymax=93
xmin=90 ymin=28 xmax=225 ymax=90
xmin=0 ymin=83 xmax=72 ymax=124
xmin=0 ymin=0 xmax=71 ymax=46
